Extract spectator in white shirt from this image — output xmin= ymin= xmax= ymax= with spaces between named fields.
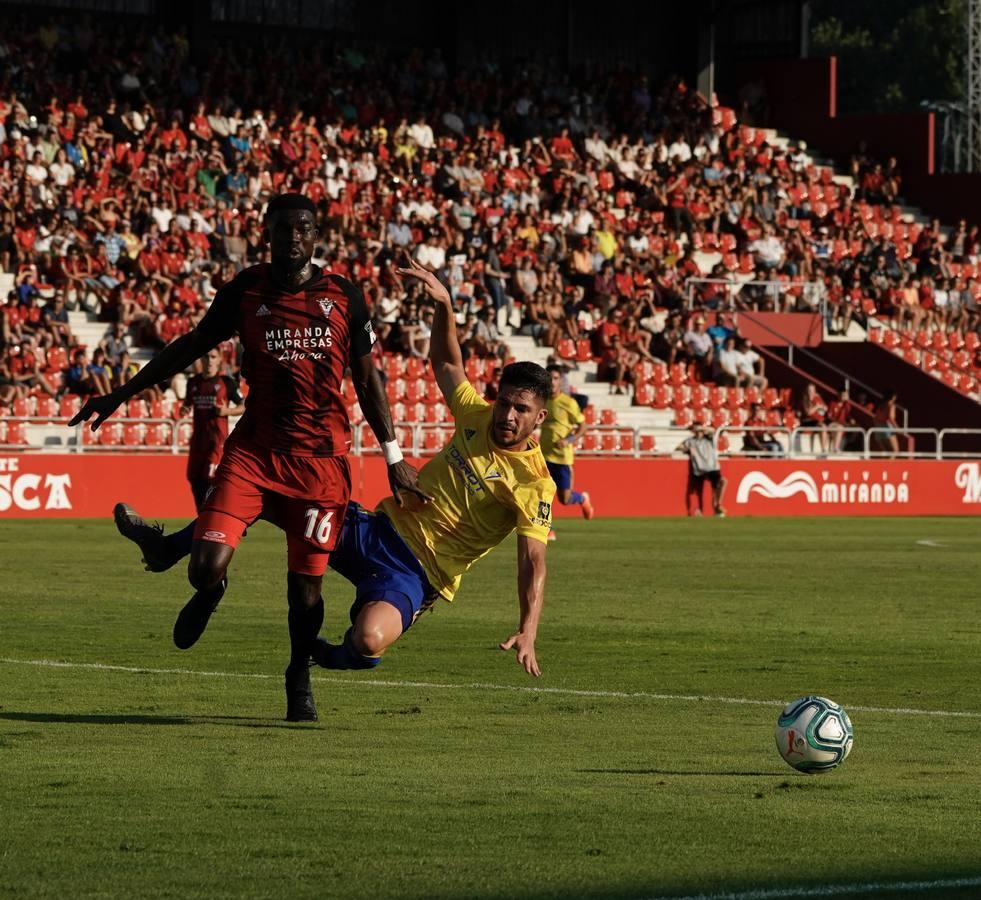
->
xmin=408 ymin=116 xmax=434 ymax=150
xmin=716 ymin=335 xmax=742 ymax=385
xmin=667 ymin=135 xmax=692 ymax=163
xmin=749 ymin=225 xmax=786 ymax=270
xmin=414 ymin=233 xmax=446 ymax=271
xmin=736 ymin=338 xmax=767 ymax=388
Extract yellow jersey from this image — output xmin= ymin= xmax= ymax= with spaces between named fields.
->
xmin=378 ymin=380 xmax=555 ymax=601
xmin=540 ymin=392 xmax=585 ymax=466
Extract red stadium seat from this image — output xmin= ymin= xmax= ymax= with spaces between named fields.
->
xmin=127 ymin=399 xmax=149 ymax=419
xmin=385 ymin=355 xmax=404 ymax=381
xmin=424 ymin=380 xmax=443 ymax=404
xmin=599 ymin=408 xmax=617 ymax=426
xmin=5 ymin=422 xmax=27 ymax=446
xmin=424 ymin=402 xmax=448 ymax=424
xmin=385 ymin=378 xmax=403 ymax=406
xmin=633 ymin=383 xmax=654 ymax=406
xmin=405 ymin=357 xmax=425 ymax=379
xmin=35 ymin=396 xmax=57 ymax=420
xmin=12 ymin=397 xmax=34 ymax=417
xmin=123 ymin=424 xmax=146 ymax=446
xmin=148 ymin=399 xmax=165 ymax=419
xmin=144 ymin=424 xmax=170 ymax=447
xmin=576 ymin=339 xmax=593 ymax=362
xmin=674 ymin=408 xmax=692 ymax=428
xmin=45 ymin=346 xmax=68 ymax=372
xmin=422 ymin=428 xmax=444 ymax=451
xmin=59 ymin=396 xmax=81 ymax=419
xmin=584 ymin=406 xmax=597 ymax=425
xmin=639 ymin=434 xmax=657 ymax=453
xmin=361 ymin=427 xmax=379 ymax=449
xmin=618 ymin=430 xmax=634 ymax=452
xmin=557 ymin=338 xmax=576 ymax=360
xmin=601 ymin=432 xmax=620 ymax=452
xmin=653 ymin=385 xmax=673 ymax=409
xmin=580 ymin=433 xmax=600 ymax=452
xmin=404 ymin=378 xmax=426 ymax=404
xmin=177 ymin=422 xmax=193 ymax=447
xmin=633 ymin=360 xmax=656 ymax=384
xmin=99 ymin=423 xmax=123 ymax=446
xmin=464 ymin=357 xmax=484 ymax=381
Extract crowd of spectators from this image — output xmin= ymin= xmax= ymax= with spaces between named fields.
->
xmin=1 ymin=13 xmax=980 ymax=417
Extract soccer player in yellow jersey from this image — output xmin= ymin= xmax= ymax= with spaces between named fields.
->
xmin=113 ymin=259 xmax=556 ymax=678
xmin=313 ymin=258 xmax=555 ymax=675
xmin=540 ymin=364 xmax=594 ymax=539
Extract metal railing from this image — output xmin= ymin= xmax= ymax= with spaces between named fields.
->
xmin=684 ymin=276 xmax=827 ymax=320
xmin=735 ymin=308 xmax=911 ymax=429
xmin=3 ymin=417 xmax=981 ymax=460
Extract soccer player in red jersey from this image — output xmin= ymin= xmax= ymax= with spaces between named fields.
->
xmin=71 ymin=193 xmax=427 ymax=721
xmin=181 ymin=348 xmax=244 ymax=510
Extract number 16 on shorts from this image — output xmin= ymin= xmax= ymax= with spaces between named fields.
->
xmin=303 ymin=507 xmax=334 ymax=544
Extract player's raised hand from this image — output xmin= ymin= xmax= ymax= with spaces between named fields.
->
xmin=68 ymin=393 xmax=122 ymax=431
xmin=387 ymin=459 xmax=433 ymax=507
xmin=396 ymin=255 xmax=452 ymax=306
xmin=499 ymin=631 xmax=542 ymax=678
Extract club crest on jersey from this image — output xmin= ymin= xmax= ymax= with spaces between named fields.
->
xmin=317 ymin=298 xmax=335 ymax=320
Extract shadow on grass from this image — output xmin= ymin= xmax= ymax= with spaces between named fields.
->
xmin=0 ymin=711 xmax=321 ymax=730
xmin=577 ymin=767 xmax=787 ymax=777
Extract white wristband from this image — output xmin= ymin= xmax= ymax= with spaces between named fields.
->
xmin=382 ymin=440 xmax=404 ymax=465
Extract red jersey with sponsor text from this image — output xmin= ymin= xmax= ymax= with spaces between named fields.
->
xmin=185 ymin=373 xmax=241 ymax=477
xmin=197 ymin=264 xmax=374 ymax=457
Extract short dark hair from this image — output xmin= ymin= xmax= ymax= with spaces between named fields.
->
xmin=498 ymin=361 xmax=550 ymax=403
xmin=545 ymin=364 xmax=564 ymax=376
xmin=265 ymin=193 xmax=317 ymax=220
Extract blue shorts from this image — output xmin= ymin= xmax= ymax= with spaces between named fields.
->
xmin=546 ymin=461 xmax=572 ymax=491
xmin=328 ymin=502 xmax=439 ymax=632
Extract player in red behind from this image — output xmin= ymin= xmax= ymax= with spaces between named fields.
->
xmin=71 ymin=193 xmax=427 ymax=721
xmin=181 ymin=348 xmax=245 ymax=510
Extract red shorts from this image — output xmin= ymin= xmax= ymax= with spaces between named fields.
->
xmin=194 ymin=436 xmax=352 ymax=576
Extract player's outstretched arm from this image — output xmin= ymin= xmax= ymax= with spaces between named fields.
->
xmin=69 ymin=329 xmax=219 ymax=431
xmin=351 ymin=354 xmax=432 ymax=506
xmin=499 ymin=535 xmax=547 ymax=678
xmin=395 ymin=255 xmax=466 ymax=404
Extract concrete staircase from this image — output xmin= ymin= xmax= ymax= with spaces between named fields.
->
xmin=505 ymin=333 xmax=683 ymax=452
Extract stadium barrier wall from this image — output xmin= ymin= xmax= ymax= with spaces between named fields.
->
xmin=4 ymin=454 xmax=981 ymax=519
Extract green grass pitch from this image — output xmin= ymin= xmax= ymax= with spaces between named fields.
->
xmin=1 ymin=517 xmax=980 ymax=899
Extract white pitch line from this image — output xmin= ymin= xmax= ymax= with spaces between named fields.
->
xmin=2 ymin=657 xmax=981 ymax=720
xmin=645 ymin=874 xmax=981 ymax=900
xmin=916 ymin=540 xmax=946 ymax=548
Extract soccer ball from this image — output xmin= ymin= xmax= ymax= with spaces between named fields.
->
xmin=775 ymin=696 xmax=853 ymax=773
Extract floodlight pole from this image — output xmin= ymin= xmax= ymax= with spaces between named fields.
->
xmin=969 ymin=0 xmax=981 ymax=171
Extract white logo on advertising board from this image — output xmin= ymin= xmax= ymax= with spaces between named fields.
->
xmin=736 ymin=469 xmax=909 ymax=505
xmin=955 ymin=462 xmax=981 ymax=503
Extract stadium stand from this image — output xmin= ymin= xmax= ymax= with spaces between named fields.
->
xmin=1 ymin=15 xmax=980 ymax=457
